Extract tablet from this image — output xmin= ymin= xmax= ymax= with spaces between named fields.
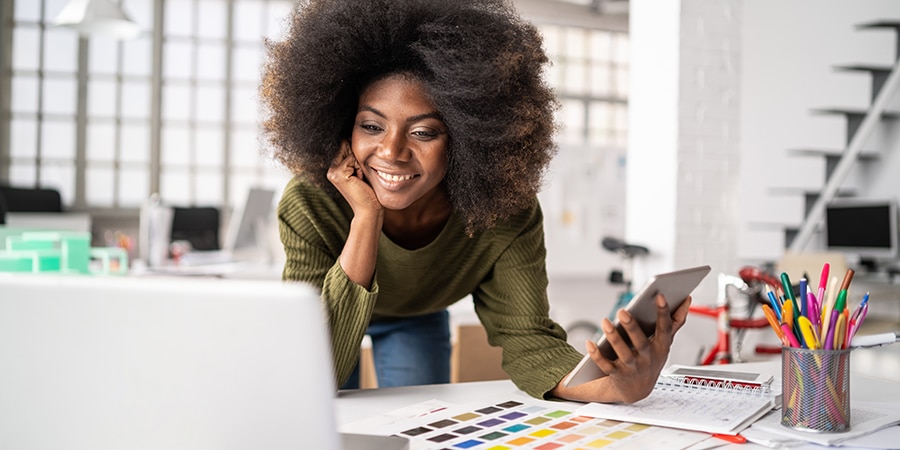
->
xmin=562 ymin=264 xmax=711 ymax=387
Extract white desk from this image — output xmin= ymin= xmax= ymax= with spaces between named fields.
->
xmin=335 ymin=360 xmax=900 ymax=449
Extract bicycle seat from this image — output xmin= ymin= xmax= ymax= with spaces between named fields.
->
xmin=601 ymin=237 xmax=649 ymax=258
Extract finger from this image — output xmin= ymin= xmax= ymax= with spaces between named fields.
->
xmin=653 ymin=294 xmax=674 ymax=337
xmin=584 ymin=340 xmax=618 ymax=375
xmin=671 ymin=295 xmax=692 ymax=332
xmin=617 ymin=308 xmax=650 ymax=352
xmin=600 ymin=318 xmax=636 ymax=364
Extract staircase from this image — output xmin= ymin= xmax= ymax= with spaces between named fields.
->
xmin=785 ymin=20 xmax=900 ymax=253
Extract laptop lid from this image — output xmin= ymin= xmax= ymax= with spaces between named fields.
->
xmin=0 ymin=274 xmax=339 ymax=450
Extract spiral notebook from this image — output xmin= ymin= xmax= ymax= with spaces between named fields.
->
xmin=574 ymin=369 xmax=777 ymax=435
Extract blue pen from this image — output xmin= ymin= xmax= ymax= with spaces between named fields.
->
xmin=799 ymin=278 xmax=807 ymax=318
xmin=767 ymin=290 xmax=782 ymax=322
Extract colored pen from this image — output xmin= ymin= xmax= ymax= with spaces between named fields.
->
xmin=839 ymin=268 xmax=855 ymax=292
xmin=766 ymin=290 xmax=782 ymax=322
xmin=834 ymin=288 xmax=848 ymax=315
xmin=799 ymin=278 xmax=808 ymax=318
xmin=798 ymin=316 xmax=819 ymax=350
xmin=834 ymin=312 xmax=847 ymax=350
xmin=842 ymin=309 xmax=852 ymax=349
xmin=781 ymin=322 xmax=801 ymax=348
xmin=851 ymin=292 xmax=870 ymax=323
xmin=824 ymin=316 xmax=836 ymax=350
xmin=783 ymin=299 xmax=794 ymax=330
xmin=823 ymin=282 xmax=847 ymax=340
xmin=853 ymin=303 xmax=869 ymax=338
xmin=712 ymin=433 xmax=747 ymax=444
xmin=820 ymin=302 xmax=833 ymax=348
xmin=824 ymin=275 xmax=840 ymax=322
xmin=780 ymin=272 xmax=796 ymax=305
xmin=807 ymin=292 xmax=820 ymax=329
xmin=762 ymin=303 xmax=785 ymax=342
xmin=817 ymin=262 xmax=829 ymax=308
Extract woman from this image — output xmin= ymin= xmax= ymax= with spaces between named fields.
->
xmin=260 ymin=0 xmax=691 ymax=404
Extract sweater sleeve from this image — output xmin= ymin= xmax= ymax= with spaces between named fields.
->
xmin=277 ymin=177 xmax=378 ymax=387
xmin=472 ymin=202 xmax=584 ymax=399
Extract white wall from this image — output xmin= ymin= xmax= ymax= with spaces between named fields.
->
xmin=739 ymin=0 xmax=900 ymax=262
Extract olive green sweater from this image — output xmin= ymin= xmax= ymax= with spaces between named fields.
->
xmin=277 ymin=176 xmax=584 ymax=399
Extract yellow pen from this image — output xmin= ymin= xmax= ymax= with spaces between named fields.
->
xmin=798 ymin=316 xmax=818 ymax=350
xmin=833 ymin=312 xmax=847 ymax=350
xmin=783 ymin=299 xmax=794 ymax=330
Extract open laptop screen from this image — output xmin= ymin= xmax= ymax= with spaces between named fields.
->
xmin=0 ymin=275 xmax=338 ymax=450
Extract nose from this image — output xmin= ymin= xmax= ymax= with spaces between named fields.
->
xmin=377 ymin=130 xmax=411 ymax=162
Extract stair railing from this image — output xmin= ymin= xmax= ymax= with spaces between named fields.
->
xmin=789 ymin=56 xmax=900 ymax=253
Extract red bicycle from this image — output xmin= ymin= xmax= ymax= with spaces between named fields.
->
xmin=689 ymin=266 xmax=783 ymax=365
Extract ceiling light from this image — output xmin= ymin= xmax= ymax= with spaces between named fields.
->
xmin=53 ymin=0 xmax=142 ymax=40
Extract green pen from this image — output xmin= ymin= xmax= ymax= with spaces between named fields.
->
xmin=781 ymin=272 xmax=801 ymax=332
xmin=780 ymin=272 xmax=796 ymax=303
xmin=834 ymin=289 xmax=847 ymax=314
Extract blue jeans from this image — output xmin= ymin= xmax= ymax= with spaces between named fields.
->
xmin=341 ymin=309 xmax=451 ymax=389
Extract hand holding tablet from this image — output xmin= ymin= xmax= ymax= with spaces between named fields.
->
xmin=563 ymin=265 xmax=711 ymax=388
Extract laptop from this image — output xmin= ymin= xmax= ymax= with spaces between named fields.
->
xmin=0 ymin=274 xmax=373 ymax=449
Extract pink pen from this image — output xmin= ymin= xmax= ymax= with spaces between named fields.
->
xmin=781 ymin=323 xmax=801 ymax=348
xmin=817 ymin=262 xmax=829 ymax=309
xmin=851 ymin=303 xmax=869 ymax=339
xmin=807 ymin=292 xmax=819 ymax=329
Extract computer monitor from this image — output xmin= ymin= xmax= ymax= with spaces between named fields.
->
xmin=824 ymin=198 xmax=898 ymax=262
xmin=223 ymin=187 xmax=277 ymax=255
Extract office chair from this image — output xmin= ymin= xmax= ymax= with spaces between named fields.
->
xmin=0 ymin=185 xmax=64 ymax=213
xmin=169 ymin=206 xmax=221 ymax=251
xmin=0 ymin=193 xmax=6 ymax=224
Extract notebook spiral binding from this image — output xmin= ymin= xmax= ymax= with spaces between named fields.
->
xmin=656 ymin=376 xmax=772 ymax=398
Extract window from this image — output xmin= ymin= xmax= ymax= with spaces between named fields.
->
xmin=0 ymin=0 xmax=294 ymax=214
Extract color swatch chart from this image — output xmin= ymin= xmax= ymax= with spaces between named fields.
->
xmin=388 ymin=398 xmax=708 ymax=449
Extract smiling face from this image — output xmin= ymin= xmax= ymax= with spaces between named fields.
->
xmin=350 ymin=73 xmax=449 ymax=212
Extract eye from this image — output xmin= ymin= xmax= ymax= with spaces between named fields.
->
xmin=411 ymin=129 xmax=443 ymax=141
xmin=359 ymin=123 xmax=383 ymax=133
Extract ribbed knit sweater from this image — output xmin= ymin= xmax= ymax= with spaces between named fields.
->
xmin=277 ymin=176 xmax=584 ymax=399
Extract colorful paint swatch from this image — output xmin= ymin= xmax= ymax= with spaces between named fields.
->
xmin=586 ymin=438 xmax=614 ymax=448
xmin=478 ymin=418 xmax=505 ymax=427
xmin=401 ymin=426 xmax=432 ymax=436
xmin=427 ymin=433 xmax=455 ymax=443
xmin=429 ymin=419 xmax=457 ymax=428
xmin=529 ymin=428 xmax=556 ymax=438
xmin=500 ymin=411 xmax=527 ymax=420
xmin=477 ymin=406 xmax=503 ymax=414
xmin=550 ymin=421 xmax=577 ymax=430
xmin=384 ymin=398 xmax=709 ymax=450
xmin=507 ymin=436 xmax=536 ymax=445
xmin=453 ymin=412 xmax=481 ymax=421
xmin=479 ymin=431 xmax=507 ymax=441
xmin=454 ymin=439 xmax=482 ymax=448
xmin=453 ymin=425 xmax=482 ymax=435
xmin=524 ymin=416 xmax=551 ymax=425
xmin=535 ymin=443 xmax=563 ymax=450
xmin=502 ymin=424 xmax=529 ymax=433
xmin=497 ymin=401 xmax=523 ymax=408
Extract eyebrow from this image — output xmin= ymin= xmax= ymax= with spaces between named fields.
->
xmin=358 ymin=105 xmax=444 ymax=124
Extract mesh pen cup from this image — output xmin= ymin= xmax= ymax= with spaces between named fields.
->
xmin=781 ymin=346 xmax=851 ymax=433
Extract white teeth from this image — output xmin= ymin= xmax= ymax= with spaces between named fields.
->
xmin=376 ymin=170 xmax=415 ymax=182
